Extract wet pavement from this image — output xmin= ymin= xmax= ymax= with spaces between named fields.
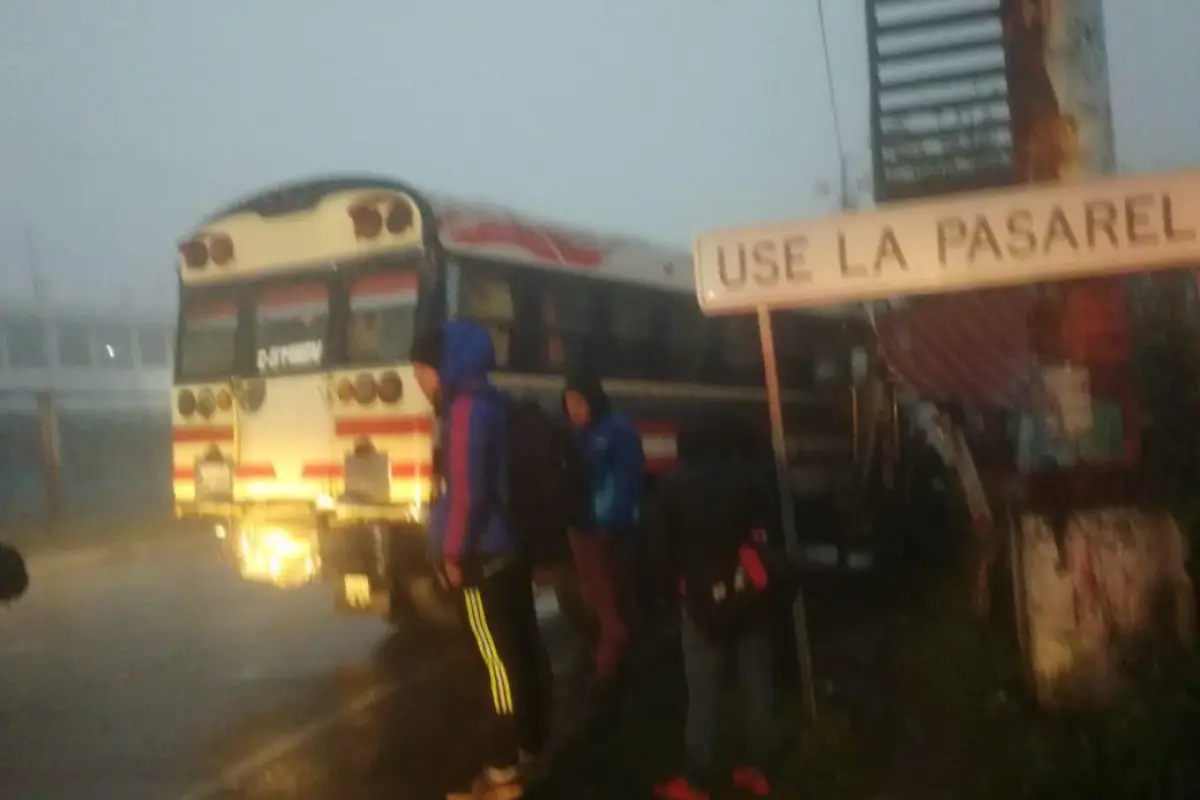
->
xmin=0 ymin=535 xmax=577 ymax=800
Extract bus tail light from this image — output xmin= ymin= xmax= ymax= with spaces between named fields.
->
xmin=197 ymin=389 xmax=217 ymax=419
xmin=385 ymin=200 xmax=414 ymax=234
xmin=349 ymin=204 xmax=383 ymax=240
xmin=209 ymin=234 xmax=235 ymax=266
xmin=377 ymin=371 xmax=403 ymax=404
xmin=335 ymin=373 xmax=397 ymax=405
xmin=353 ymin=373 xmax=377 ymax=405
xmin=180 ymin=240 xmax=208 ymax=269
xmin=216 ymin=388 xmax=234 ymax=412
xmin=177 ymin=389 xmax=197 ymax=417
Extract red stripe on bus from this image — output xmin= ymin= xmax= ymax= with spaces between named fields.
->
xmin=335 ymin=416 xmax=434 ymax=438
xmin=172 ymin=426 xmax=234 ymax=443
xmin=645 ymin=457 xmax=677 ymax=475
xmin=391 ymin=462 xmax=434 ymax=479
xmin=636 ymin=420 xmax=679 ymax=436
xmin=300 ymin=461 xmax=433 ymax=479
xmin=441 ymin=216 xmax=605 ymax=269
xmin=261 ymin=284 xmax=328 ymax=307
xmin=301 ymin=463 xmax=343 ymax=479
xmin=351 ymin=271 xmax=419 ymax=296
xmin=187 ymin=299 xmax=237 ymax=321
xmin=175 ymin=465 xmax=275 ymax=479
xmin=236 ymin=464 xmax=276 ymax=479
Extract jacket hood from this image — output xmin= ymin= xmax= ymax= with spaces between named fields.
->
xmin=438 ymin=320 xmax=496 ymax=394
xmin=563 ymin=374 xmax=611 ymax=422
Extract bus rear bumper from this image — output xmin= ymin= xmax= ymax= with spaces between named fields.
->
xmin=175 ymin=497 xmax=428 ymax=589
xmin=173 ymin=496 xmax=427 ymax=526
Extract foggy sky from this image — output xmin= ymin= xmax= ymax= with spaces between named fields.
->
xmin=0 ymin=0 xmax=1196 ymax=309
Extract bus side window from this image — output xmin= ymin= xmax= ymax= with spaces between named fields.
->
xmin=772 ymin=312 xmax=816 ymax=390
xmin=459 ymin=268 xmax=516 ymax=368
xmin=540 ymin=274 xmax=594 ymax=375
xmin=712 ymin=315 xmax=764 ymax=386
xmin=602 ymin=284 xmax=659 ymax=379
xmin=664 ymin=297 xmax=709 ymax=384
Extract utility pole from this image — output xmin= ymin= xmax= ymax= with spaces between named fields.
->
xmin=23 ymin=224 xmax=45 ymax=305
xmin=23 ymin=224 xmax=63 ymax=525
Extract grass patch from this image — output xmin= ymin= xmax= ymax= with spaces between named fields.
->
xmin=539 ymin=577 xmax=1200 ymax=798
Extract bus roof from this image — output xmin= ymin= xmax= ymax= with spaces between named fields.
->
xmin=189 ymin=175 xmax=861 ymax=316
xmin=192 ymin=174 xmax=692 ymax=293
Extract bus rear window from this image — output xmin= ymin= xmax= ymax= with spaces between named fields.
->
xmin=255 ymin=282 xmax=329 ymax=374
xmin=345 ymin=270 xmax=419 ymax=365
xmin=179 ymin=295 xmax=237 ymax=380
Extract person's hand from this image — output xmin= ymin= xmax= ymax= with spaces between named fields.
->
xmin=442 ymin=559 xmax=463 ymax=588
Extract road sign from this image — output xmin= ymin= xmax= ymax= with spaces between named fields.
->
xmin=694 ymin=168 xmax=1200 ymax=314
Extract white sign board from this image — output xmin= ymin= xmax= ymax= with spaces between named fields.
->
xmin=694 ymin=169 xmax=1200 ymax=314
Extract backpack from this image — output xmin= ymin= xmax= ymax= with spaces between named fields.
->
xmin=681 ymin=532 xmax=798 ymax=639
xmin=503 ymin=397 xmax=589 ymax=566
xmin=0 ymin=541 xmax=29 ymax=603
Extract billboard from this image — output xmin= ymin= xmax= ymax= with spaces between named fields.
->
xmin=867 ymin=0 xmax=1014 ymax=201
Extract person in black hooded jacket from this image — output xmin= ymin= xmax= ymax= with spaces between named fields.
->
xmin=649 ymin=416 xmax=778 ymax=800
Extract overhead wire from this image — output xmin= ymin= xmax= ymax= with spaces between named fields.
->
xmin=815 ymin=0 xmax=850 ymax=206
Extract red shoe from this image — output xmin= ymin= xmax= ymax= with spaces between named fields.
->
xmin=731 ymin=766 xmax=772 ymax=796
xmin=653 ymin=776 xmax=710 ymax=800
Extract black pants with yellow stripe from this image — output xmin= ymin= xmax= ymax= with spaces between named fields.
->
xmin=458 ymin=558 xmax=549 ymax=770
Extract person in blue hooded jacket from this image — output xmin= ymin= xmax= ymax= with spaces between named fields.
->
xmin=410 ymin=321 xmax=547 ymax=800
xmin=562 ymin=374 xmax=645 ymax=687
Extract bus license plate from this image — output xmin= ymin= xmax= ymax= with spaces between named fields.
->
xmin=343 ymin=574 xmax=372 ymax=609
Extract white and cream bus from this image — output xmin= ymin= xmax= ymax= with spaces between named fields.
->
xmin=172 ymin=176 xmax=872 ymax=625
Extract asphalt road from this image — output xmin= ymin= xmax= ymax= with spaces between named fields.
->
xmin=0 ymin=535 xmax=569 ymax=800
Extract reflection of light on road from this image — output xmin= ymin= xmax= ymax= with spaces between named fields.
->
xmin=174 ymin=653 xmax=464 ymax=800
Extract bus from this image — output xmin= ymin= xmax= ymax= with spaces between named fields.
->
xmin=172 ymin=176 xmax=874 ymax=626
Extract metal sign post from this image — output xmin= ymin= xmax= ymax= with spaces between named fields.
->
xmin=756 ymin=305 xmax=817 ymax=722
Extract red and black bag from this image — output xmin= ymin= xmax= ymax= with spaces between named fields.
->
xmin=681 ymin=530 xmax=798 ymax=638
